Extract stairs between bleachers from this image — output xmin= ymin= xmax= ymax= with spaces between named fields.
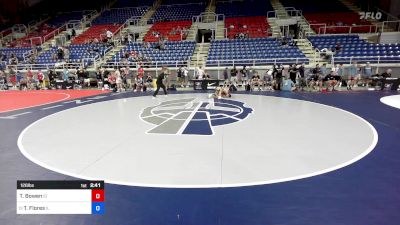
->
xmin=296 ymin=39 xmax=325 ymax=65
xmin=266 ymin=18 xmax=281 ymax=37
xmin=205 ymin=0 xmax=216 ymax=14
xmin=186 ymin=24 xmax=198 ymax=41
xmin=215 ymin=21 xmax=226 ymax=39
xmin=40 ymin=10 xmax=102 ymax=49
xmin=297 ymin=16 xmax=316 ymax=36
xmin=203 ymin=0 xmax=217 ymax=23
xmin=137 ymin=25 xmax=153 ymax=42
xmin=135 ymin=0 xmax=162 ymax=42
xmin=101 ymin=44 xmax=125 ymax=64
xmin=270 ymin=0 xmax=290 ymax=19
xmin=139 ymin=0 xmax=162 ymax=26
xmin=189 ymin=42 xmax=210 ymax=68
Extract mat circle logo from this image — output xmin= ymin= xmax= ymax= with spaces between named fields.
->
xmin=140 ymin=98 xmax=253 ymax=135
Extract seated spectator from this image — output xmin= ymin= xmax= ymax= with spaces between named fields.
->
xmin=9 ymin=54 xmax=18 ymax=65
xmin=322 ymin=72 xmax=339 ymax=91
xmin=250 ymin=73 xmax=263 ymax=91
xmin=0 ymin=52 xmax=6 ymax=62
xmin=282 ymin=77 xmax=296 ymax=91
xmin=335 ymin=43 xmax=342 ymax=52
xmin=145 ymin=73 xmax=153 ymax=91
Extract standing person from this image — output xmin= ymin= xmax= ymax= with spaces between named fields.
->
xmin=153 ymin=67 xmax=168 ymax=98
xmin=26 ymin=70 xmax=34 ymax=90
xmin=240 ymin=65 xmax=248 ymax=85
xmin=282 ymin=65 xmax=289 ymax=79
xmin=64 ymin=47 xmax=70 ymax=62
xmin=289 ymin=64 xmax=297 ymax=84
xmin=115 ymin=69 xmax=123 ymax=92
xmin=76 ymin=67 xmax=86 ymax=87
xmin=196 ymin=66 xmax=205 ymax=80
xmin=363 ymin=62 xmax=373 ymax=87
xmin=223 ymin=67 xmax=229 ymax=84
xmin=297 ymin=64 xmax=306 ymax=91
xmin=320 ymin=63 xmax=327 ymax=76
xmin=177 ymin=66 xmax=184 ymax=87
xmin=37 ymin=70 xmax=44 ymax=90
xmin=275 ymin=65 xmax=283 ymax=90
xmin=138 ymin=66 xmax=144 ymax=79
xmin=230 ymin=66 xmax=238 ymax=86
xmin=347 ymin=61 xmax=358 ymax=90
xmin=336 ymin=63 xmax=345 ymax=87
xmin=182 ymin=66 xmax=189 ymax=88
xmin=63 ymin=68 xmax=69 ymax=81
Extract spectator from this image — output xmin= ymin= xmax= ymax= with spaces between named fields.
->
xmin=64 ymin=47 xmax=70 ymax=62
xmin=274 ymin=65 xmax=283 ymax=90
xmin=63 ymin=68 xmax=70 ymax=81
xmin=223 ymin=67 xmax=229 ymax=83
xmin=362 ymin=62 xmax=373 ymax=87
xmin=145 ymin=73 xmax=153 ymax=91
xmin=335 ymin=43 xmax=342 ymax=52
xmin=297 ymin=64 xmax=306 ymax=91
xmin=115 ymin=69 xmax=123 ymax=92
xmin=57 ymin=47 xmax=64 ymax=60
xmin=320 ymin=63 xmax=327 ymax=76
xmin=182 ymin=66 xmax=189 ymax=87
xmin=289 ymin=64 xmax=297 ymax=83
xmin=26 ymin=70 xmax=34 ymax=89
xmin=37 ymin=70 xmax=44 ymax=89
xmin=313 ymin=64 xmax=322 ymax=76
xmin=177 ymin=66 xmax=183 ymax=87
xmin=230 ymin=66 xmax=238 ymax=85
xmin=197 ymin=66 xmax=205 ymax=80
xmin=240 ymin=65 xmax=248 ymax=85
xmin=282 ymin=77 xmax=296 ymax=91
xmin=76 ymin=67 xmax=87 ymax=87
xmin=106 ymin=29 xmax=113 ymax=41
xmin=347 ymin=62 xmax=359 ymax=90
xmin=9 ymin=53 xmax=18 ymax=65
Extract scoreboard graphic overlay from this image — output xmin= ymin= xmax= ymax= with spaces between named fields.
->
xmin=17 ymin=180 xmax=104 ymax=214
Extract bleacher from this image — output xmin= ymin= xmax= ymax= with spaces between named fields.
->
xmin=207 ymin=38 xmax=308 ymax=66
xmin=151 ymin=3 xmax=206 ymax=22
xmin=33 ymin=44 xmax=110 ymax=69
xmin=9 ymin=25 xmax=57 ymax=47
xmin=306 ymin=12 xmax=374 ymax=34
xmin=0 ymin=47 xmax=32 ymax=64
xmin=113 ymin=0 xmax=155 ymax=8
xmin=92 ymin=7 xmax=148 ymax=25
xmin=308 ymin=35 xmax=400 ymax=63
xmin=8 ymin=12 xmax=87 ymax=48
xmin=280 ymin=0 xmax=372 ymax=34
xmin=72 ymin=24 xmax=121 ymax=44
xmin=143 ymin=21 xmax=192 ymax=42
xmin=47 ymin=11 xmax=87 ymax=27
xmin=225 ymin=16 xmax=270 ymax=39
xmin=109 ymin=41 xmax=196 ymax=66
xmin=216 ymin=0 xmax=273 ymax=17
xmin=280 ymin=0 xmax=349 ymax=13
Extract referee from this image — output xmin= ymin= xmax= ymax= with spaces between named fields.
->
xmin=153 ymin=67 xmax=168 ymax=98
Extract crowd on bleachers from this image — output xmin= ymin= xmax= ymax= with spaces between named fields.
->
xmin=0 ymin=0 xmax=398 ymax=94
